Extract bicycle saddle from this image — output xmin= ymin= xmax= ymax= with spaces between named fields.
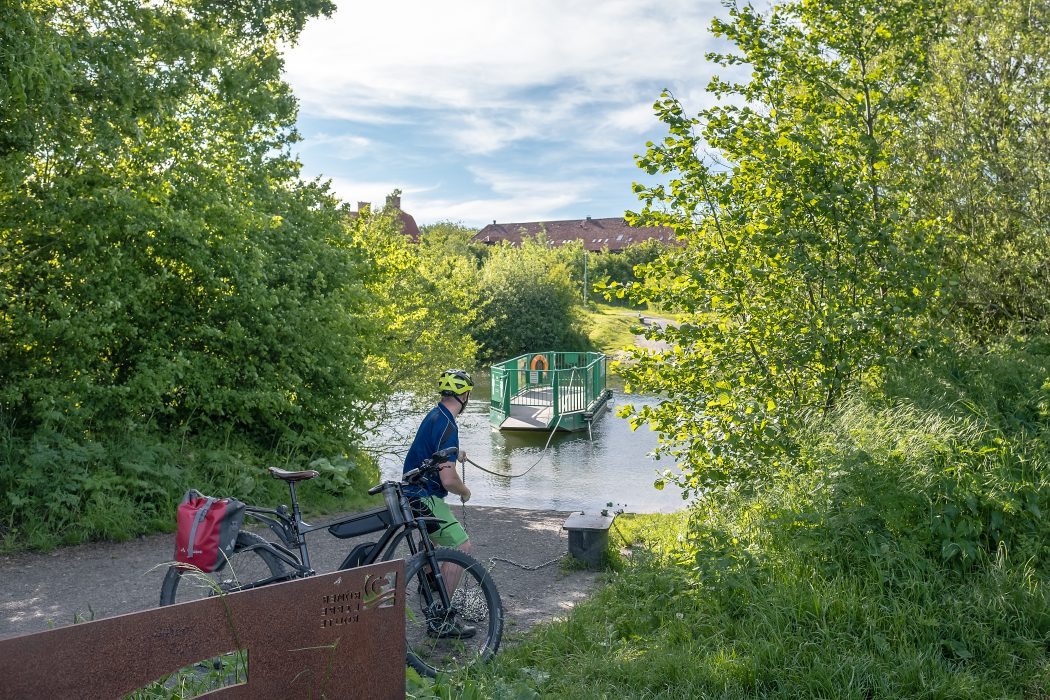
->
xmin=268 ymin=467 xmax=320 ymax=482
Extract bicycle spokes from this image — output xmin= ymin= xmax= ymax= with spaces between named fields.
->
xmin=404 ymin=551 xmax=502 ymax=677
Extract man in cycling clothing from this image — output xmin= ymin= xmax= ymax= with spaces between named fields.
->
xmin=403 ymin=368 xmax=475 ymax=638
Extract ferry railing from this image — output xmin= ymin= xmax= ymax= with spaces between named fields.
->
xmin=490 ymin=352 xmax=607 ymax=423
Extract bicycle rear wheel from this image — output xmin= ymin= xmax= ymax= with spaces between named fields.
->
xmin=404 ymin=548 xmax=503 ymax=677
xmin=159 ymin=531 xmax=287 ymax=606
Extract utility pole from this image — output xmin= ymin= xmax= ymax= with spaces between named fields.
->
xmin=583 ymin=248 xmax=589 ymax=308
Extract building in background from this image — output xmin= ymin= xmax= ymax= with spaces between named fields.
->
xmin=473 ymin=217 xmax=675 ymax=252
xmin=349 ymin=194 xmax=421 ymax=240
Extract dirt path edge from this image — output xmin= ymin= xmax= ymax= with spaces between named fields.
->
xmin=0 ymin=505 xmax=602 ymax=642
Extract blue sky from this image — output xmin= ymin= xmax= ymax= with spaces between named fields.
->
xmin=282 ymin=1 xmax=736 ymax=228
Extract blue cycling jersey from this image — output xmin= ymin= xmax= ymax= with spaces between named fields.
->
xmin=402 ymin=402 xmax=459 ymax=499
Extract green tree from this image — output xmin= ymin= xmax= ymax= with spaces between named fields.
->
xmin=621 ymin=0 xmax=945 ymax=495
xmin=915 ymin=0 xmax=1050 ymax=337
xmin=589 ymin=239 xmax=666 ymax=307
xmin=349 ymin=205 xmax=479 ymax=437
xmin=474 ymin=236 xmax=590 ymax=361
xmin=418 ymin=220 xmax=485 ymax=269
xmin=0 ymin=0 xmax=389 ymax=547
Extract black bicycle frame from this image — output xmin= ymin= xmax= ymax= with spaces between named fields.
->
xmin=239 ymin=479 xmax=448 ymax=596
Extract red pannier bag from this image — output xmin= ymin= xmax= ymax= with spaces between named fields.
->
xmin=174 ymin=489 xmax=247 ymax=573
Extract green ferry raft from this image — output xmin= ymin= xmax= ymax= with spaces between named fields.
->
xmin=489 ymin=351 xmax=613 ymax=432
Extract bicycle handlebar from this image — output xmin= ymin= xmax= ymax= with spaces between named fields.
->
xmin=367 ymin=447 xmax=458 ymax=495
xmin=431 ymin=446 xmax=459 ymax=463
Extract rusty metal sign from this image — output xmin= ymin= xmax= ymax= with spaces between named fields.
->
xmin=0 ymin=560 xmax=405 ymax=699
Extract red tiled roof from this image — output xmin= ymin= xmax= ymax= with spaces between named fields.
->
xmin=394 ymin=210 xmax=421 ymax=240
xmin=473 ymin=217 xmax=676 ymax=252
xmin=347 ymin=196 xmax=420 ymax=240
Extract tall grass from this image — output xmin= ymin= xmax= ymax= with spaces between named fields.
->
xmin=465 ymin=541 xmax=1048 ymax=698
xmin=441 ymin=341 xmax=1050 ymax=698
xmin=583 ymin=304 xmax=643 ymax=355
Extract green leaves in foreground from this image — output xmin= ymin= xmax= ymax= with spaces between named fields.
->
xmin=619 ymin=0 xmax=946 ymax=495
xmin=0 ymin=0 xmax=395 ymax=548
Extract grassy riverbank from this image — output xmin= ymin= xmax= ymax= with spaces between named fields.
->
xmin=582 ymin=304 xmax=643 ymax=356
xmin=417 ymin=340 xmax=1050 ymax=698
xmin=447 ymin=514 xmax=1048 ymax=698
xmin=583 ymin=303 xmax=680 ymax=358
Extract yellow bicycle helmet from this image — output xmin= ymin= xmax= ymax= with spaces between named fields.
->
xmin=438 ymin=369 xmax=473 ymax=396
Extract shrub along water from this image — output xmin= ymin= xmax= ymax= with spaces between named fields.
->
xmin=0 ymin=422 xmax=379 ymax=551
xmin=1 ymin=5 xmax=453 ymax=551
xmin=450 ymin=343 xmax=1050 ymax=698
xmin=473 ymin=235 xmax=591 ymax=362
xmin=2 ymin=2 xmax=343 ymax=549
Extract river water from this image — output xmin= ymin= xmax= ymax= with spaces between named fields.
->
xmin=376 ymin=379 xmax=688 ymax=514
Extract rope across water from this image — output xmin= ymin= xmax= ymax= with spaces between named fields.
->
xmin=464 ymin=413 xmax=564 ymax=479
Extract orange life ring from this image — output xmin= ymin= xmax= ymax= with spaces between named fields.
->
xmin=529 ymin=354 xmax=549 ymax=372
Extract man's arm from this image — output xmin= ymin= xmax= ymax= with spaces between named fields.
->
xmin=438 ymin=461 xmax=471 ymax=501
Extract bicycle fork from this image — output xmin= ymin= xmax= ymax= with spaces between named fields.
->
xmin=387 ymin=484 xmax=455 ymax=610
xmin=417 ymin=549 xmax=455 ymax=614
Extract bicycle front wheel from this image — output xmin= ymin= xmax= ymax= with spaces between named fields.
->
xmin=159 ymin=531 xmax=287 ymax=606
xmin=404 ymin=547 xmax=503 ymax=677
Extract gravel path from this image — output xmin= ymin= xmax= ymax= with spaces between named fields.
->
xmin=0 ymin=506 xmax=602 ymax=643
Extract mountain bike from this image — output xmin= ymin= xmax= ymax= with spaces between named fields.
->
xmin=158 ymin=448 xmax=503 ymax=678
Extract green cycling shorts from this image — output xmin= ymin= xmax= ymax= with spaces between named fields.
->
xmin=413 ymin=495 xmax=469 ymax=548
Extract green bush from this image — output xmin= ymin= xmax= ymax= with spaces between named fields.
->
xmin=349 ymin=209 xmax=479 ymax=424
xmin=685 ymin=339 xmax=1050 ymax=579
xmin=473 ymin=236 xmax=590 ymax=361
xmin=459 ymin=341 xmax=1050 ymax=695
xmin=914 ymin=0 xmax=1050 ymax=339
xmin=0 ymin=1 xmax=393 ymax=549
xmin=0 ymin=419 xmax=378 ymax=550
xmin=587 ymin=239 xmax=664 ymax=307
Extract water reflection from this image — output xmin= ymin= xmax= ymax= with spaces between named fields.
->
xmin=376 ymin=377 xmax=688 ymax=514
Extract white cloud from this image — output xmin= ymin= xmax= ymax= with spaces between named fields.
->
xmin=403 ymin=166 xmax=597 ymax=226
xmin=299 ymin=132 xmax=373 ymax=160
xmin=284 ymin=1 xmax=724 ymax=128
xmin=319 ymin=173 xmax=587 ymax=228
xmin=281 ymin=0 xmax=745 ymax=225
xmin=604 ymin=103 xmax=661 ymax=135
xmin=411 ymin=193 xmax=581 ymax=228
xmin=470 ymin=166 xmax=592 ymax=200
xmin=449 ymin=113 xmax=535 ymax=156
xmin=326 ymin=178 xmax=395 ymax=210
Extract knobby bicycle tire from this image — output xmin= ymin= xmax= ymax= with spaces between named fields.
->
xmin=404 ymin=547 xmax=503 ymax=677
xmin=159 ymin=531 xmax=287 ymax=606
